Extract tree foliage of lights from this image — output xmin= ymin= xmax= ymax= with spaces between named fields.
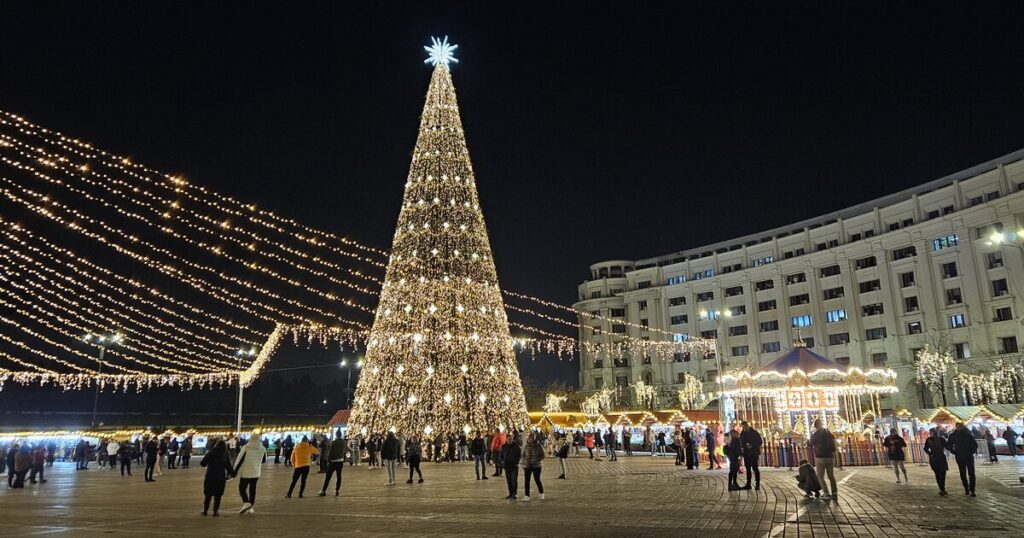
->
xmin=347 ymin=41 xmax=529 ymax=435
xmin=632 ymin=379 xmax=657 ymax=410
xmin=914 ymin=345 xmax=953 ymax=405
xmin=676 ymin=372 xmax=705 ymax=410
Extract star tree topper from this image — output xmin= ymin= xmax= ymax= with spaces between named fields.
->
xmin=424 ymin=35 xmax=459 ymax=67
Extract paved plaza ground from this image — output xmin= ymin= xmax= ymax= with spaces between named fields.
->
xmin=2 ymin=454 xmax=1023 ymax=537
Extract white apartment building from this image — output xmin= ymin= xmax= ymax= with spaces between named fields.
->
xmin=574 ymin=149 xmax=1024 ymax=412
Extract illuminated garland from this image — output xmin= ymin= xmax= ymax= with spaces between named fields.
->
xmin=581 ymin=388 xmax=613 ymax=417
xmin=915 ymin=345 xmax=953 ymax=392
xmin=632 ymin=380 xmax=657 ymax=409
xmin=677 ymin=373 xmax=705 ymax=409
xmin=543 ymin=394 xmax=568 ymax=414
xmin=952 ymin=360 xmax=1024 ymax=404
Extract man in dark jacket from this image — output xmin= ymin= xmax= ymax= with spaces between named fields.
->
xmin=381 ymin=432 xmax=400 ymax=486
xmin=143 ymin=436 xmax=159 ymax=482
xmin=470 ymin=433 xmax=488 ymax=480
xmin=809 ymin=419 xmax=838 ymax=499
xmin=705 ymin=427 xmax=720 ymax=469
xmin=318 ymin=430 xmax=348 ymax=496
xmin=739 ymin=421 xmax=763 ymax=490
xmin=1003 ymin=427 xmax=1020 ymax=457
xmin=947 ymin=422 xmax=978 ymax=496
xmin=500 ymin=435 xmax=521 ymax=501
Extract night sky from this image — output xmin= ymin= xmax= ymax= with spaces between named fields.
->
xmin=2 ymin=2 xmax=1024 ymax=401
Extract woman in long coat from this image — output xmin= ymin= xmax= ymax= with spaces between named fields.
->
xmin=200 ymin=440 xmax=234 ymax=516
xmin=921 ymin=427 xmax=949 ymax=496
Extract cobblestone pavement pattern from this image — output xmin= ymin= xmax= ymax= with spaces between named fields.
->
xmin=1 ymin=454 xmax=1022 ymax=537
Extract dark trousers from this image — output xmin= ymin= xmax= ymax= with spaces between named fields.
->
xmin=12 ymin=470 xmax=27 ymax=488
xmin=239 ymin=477 xmax=258 ymax=504
xmin=202 ymin=495 xmax=222 ymax=514
xmin=181 ymin=454 xmax=190 ymax=468
xmin=29 ymin=463 xmax=44 ymax=482
xmin=932 ymin=467 xmax=947 ymax=492
xmin=708 ymin=447 xmax=719 ymax=468
xmin=492 ymin=452 xmax=503 ymax=475
xmin=504 ymin=467 xmax=518 ymax=497
xmin=524 ymin=467 xmax=543 ymax=496
xmin=120 ymin=458 xmax=132 ymax=476
xmin=108 ymin=455 xmax=117 ymax=468
xmin=624 ymin=442 xmax=632 ymax=456
xmin=7 ymin=468 xmax=14 ymax=487
xmin=288 ymin=466 xmax=310 ymax=497
xmin=144 ymin=457 xmax=156 ymax=480
xmin=167 ymin=454 xmax=176 ymax=469
xmin=744 ymin=453 xmax=760 ymax=487
xmin=474 ymin=455 xmax=486 ymax=478
xmin=955 ymin=457 xmax=976 ymax=493
xmin=321 ymin=462 xmax=343 ymax=493
xmin=727 ymin=456 xmax=740 ymax=486
xmin=408 ymin=459 xmax=422 ymax=481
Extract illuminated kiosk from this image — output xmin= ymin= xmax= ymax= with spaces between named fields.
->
xmin=719 ymin=338 xmax=898 ymax=438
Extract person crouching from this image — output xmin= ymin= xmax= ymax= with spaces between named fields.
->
xmin=796 ymin=459 xmax=821 ymax=499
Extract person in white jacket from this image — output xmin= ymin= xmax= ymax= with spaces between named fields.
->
xmin=232 ymin=435 xmax=267 ymax=514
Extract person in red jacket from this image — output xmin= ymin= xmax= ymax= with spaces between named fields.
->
xmin=490 ymin=429 xmax=507 ymax=477
xmin=28 ymin=445 xmax=46 ymax=484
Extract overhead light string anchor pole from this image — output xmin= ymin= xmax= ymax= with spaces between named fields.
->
xmin=236 ymin=347 xmax=256 ymax=433
xmin=83 ymin=332 xmax=122 ymax=429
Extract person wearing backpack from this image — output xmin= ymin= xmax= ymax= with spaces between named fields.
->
xmin=556 ymin=435 xmax=570 ymax=479
xmin=739 ymin=422 xmax=763 ymax=490
xmin=809 ymin=419 xmax=838 ymax=499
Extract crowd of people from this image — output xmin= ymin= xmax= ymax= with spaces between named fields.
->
xmin=2 ymin=421 xmax=1019 ymax=514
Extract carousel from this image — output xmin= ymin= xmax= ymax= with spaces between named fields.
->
xmin=718 ymin=337 xmax=898 ymax=438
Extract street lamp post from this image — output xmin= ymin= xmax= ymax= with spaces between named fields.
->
xmin=235 ymin=347 xmax=256 ymax=433
xmin=699 ymin=308 xmax=733 ymax=429
xmin=82 ymin=332 xmax=122 ymax=429
xmin=339 ymin=357 xmax=363 ymax=408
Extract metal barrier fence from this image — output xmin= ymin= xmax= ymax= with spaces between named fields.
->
xmin=689 ymin=439 xmax=936 ymax=469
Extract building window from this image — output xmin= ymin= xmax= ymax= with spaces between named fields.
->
xmin=693 ymin=270 xmax=715 ymax=280
xmin=907 ymin=321 xmax=923 ymax=334
xmin=829 ymin=333 xmax=850 ymax=346
xmin=614 ymin=358 xmax=629 ymax=367
xmin=946 ymin=288 xmax=963 ymax=306
xmin=791 ymin=315 xmax=813 ymax=328
xmin=871 ymin=352 xmax=888 ymax=366
xmin=673 ymin=352 xmax=689 ymax=362
xmin=672 ymin=333 xmax=689 ymax=342
xmin=992 ymin=279 xmax=1009 ymax=297
xmin=855 ymin=256 xmax=877 ymax=270
xmin=696 ymin=292 xmax=714 ymax=302
xmin=704 ymin=370 xmax=718 ymax=383
xmin=762 ymin=342 xmax=782 ymax=353
xmin=669 ymin=296 xmax=686 ymax=306
xmin=639 ymin=300 xmax=648 ymax=310
xmin=637 ymin=281 xmax=651 ymax=289
xmin=758 ymin=300 xmax=777 ymax=312
xmin=667 ymin=276 xmax=687 ymax=285
xmin=612 ymin=324 xmax=626 ymax=333
xmin=700 ymin=330 xmax=717 ymax=339
xmin=729 ymin=325 xmax=748 ymax=336
xmin=823 ymin=287 xmax=845 ymax=300
xmin=904 ymin=296 xmax=919 ymax=313
xmin=891 ymin=246 xmax=916 ymax=260
xmin=995 ymin=307 xmax=1013 ymax=322
xmin=755 ymin=279 xmax=775 ymax=291
xmin=987 ymin=252 xmax=1004 ymax=269
xmin=865 ymin=327 xmax=887 ymax=341
xmin=862 ymin=303 xmax=884 ymax=317
xmin=932 ymin=234 xmax=959 ymax=251
xmin=970 ymin=196 xmax=983 ymax=206
xmin=593 ymin=377 xmax=604 ymax=388
xmin=836 ymin=356 xmax=851 ymax=367
xmin=610 ymin=308 xmax=625 ymax=317
xmin=590 ymin=291 xmax=602 ymax=299
xmin=900 ymin=271 xmax=916 ymax=288
xmin=730 ymin=345 xmax=749 ymax=357
xmin=987 ymin=191 xmax=1000 ymax=201
xmin=641 ymin=318 xmax=649 ymax=329
xmin=1001 ymin=337 xmax=1019 ymax=354
xmin=760 ymin=320 xmax=779 ymax=332
xmin=751 ymin=255 xmax=774 ymax=267
xmin=803 ymin=337 xmax=815 ymax=348
xmin=819 ymin=265 xmax=841 ymax=278
xmin=850 ymin=233 xmax=862 ymax=242
xmin=786 ymin=273 xmax=807 ymax=285
xmin=927 ymin=210 xmax=940 ymax=220
xmin=942 ymin=205 xmax=955 ymax=215
xmin=901 ymin=219 xmax=914 ymax=228
xmin=670 ymin=315 xmax=688 ymax=325
xmin=825 ymin=309 xmax=847 ymax=323
xmin=706 ymin=310 xmax=723 ymax=320
xmin=949 ymin=313 xmax=966 ymax=329
xmin=858 ymin=280 xmax=881 ymax=293
xmin=954 ymin=343 xmax=971 ymax=359
xmin=725 ymin=285 xmax=744 ymax=297
xmin=731 ymin=305 xmax=747 ymax=315
xmin=941 ymin=262 xmax=958 ymax=279
xmin=789 ymin=294 xmax=810 ymax=306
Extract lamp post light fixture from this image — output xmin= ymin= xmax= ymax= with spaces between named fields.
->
xmin=699 ymin=308 xmax=732 ymax=429
xmin=235 ymin=347 xmax=257 ymax=433
xmin=82 ymin=332 xmax=122 ymax=429
xmin=339 ymin=356 xmax=363 ymax=408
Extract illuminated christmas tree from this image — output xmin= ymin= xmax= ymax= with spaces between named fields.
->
xmin=348 ymin=37 xmax=529 ymax=435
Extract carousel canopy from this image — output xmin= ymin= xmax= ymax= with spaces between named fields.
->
xmin=719 ymin=344 xmax=898 ymax=397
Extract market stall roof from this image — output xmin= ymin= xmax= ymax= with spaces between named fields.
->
xmin=911 ymin=408 xmax=942 ymax=422
xmin=327 ymin=409 xmax=350 ymax=427
xmin=757 ymin=346 xmax=846 ymax=375
xmin=944 ymin=406 xmax=984 ymax=422
xmin=985 ymin=403 xmax=1024 ymax=422
xmin=677 ymin=410 xmax=720 ymax=424
xmin=529 ymin=412 xmax=597 ymax=429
